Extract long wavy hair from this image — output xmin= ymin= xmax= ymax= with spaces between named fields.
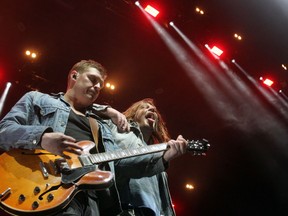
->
xmin=123 ymin=98 xmax=170 ymax=143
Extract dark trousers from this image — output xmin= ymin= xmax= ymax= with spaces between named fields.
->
xmin=121 ymin=207 xmax=156 ymax=216
xmin=52 ymin=192 xmax=100 ymax=216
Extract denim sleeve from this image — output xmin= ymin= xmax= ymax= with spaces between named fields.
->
xmin=101 ymin=120 xmax=166 ymax=178
xmin=0 ymin=91 xmax=52 ymax=151
xmin=115 ymin=152 xmax=166 ymax=179
xmin=92 ymin=104 xmax=110 ymax=112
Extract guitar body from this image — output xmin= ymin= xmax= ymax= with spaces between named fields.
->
xmin=0 ymin=141 xmax=113 ymax=215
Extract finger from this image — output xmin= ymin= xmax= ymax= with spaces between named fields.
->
xmin=122 ymin=121 xmax=129 ymax=131
xmin=64 ymin=147 xmax=82 ymax=155
xmin=179 ymin=141 xmax=187 ymax=153
xmin=117 ymin=121 xmax=126 ymax=132
xmin=170 ymin=141 xmax=184 ymax=154
xmin=125 ymin=124 xmax=130 ymax=132
xmin=60 ymin=153 xmax=71 ymax=159
xmin=179 ymin=144 xmax=187 ymax=154
xmin=62 ymin=134 xmax=77 ymax=143
xmin=174 ymin=142 xmax=181 ymax=152
xmin=117 ymin=126 xmax=125 ymax=133
xmin=167 ymin=142 xmax=177 ymax=152
xmin=118 ymin=119 xmax=130 ymax=132
xmin=121 ymin=117 xmax=127 ymax=127
xmin=177 ymin=135 xmax=186 ymax=142
xmin=62 ymin=142 xmax=83 ymax=150
xmin=167 ymin=140 xmax=176 ymax=147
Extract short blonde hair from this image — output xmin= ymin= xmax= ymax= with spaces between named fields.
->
xmin=70 ymin=59 xmax=107 ymax=79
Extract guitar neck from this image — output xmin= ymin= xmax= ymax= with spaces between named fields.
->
xmin=80 ymin=143 xmax=168 ymax=165
xmin=79 ymin=139 xmax=209 ymax=166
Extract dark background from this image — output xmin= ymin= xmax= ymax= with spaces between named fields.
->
xmin=1 ymin=0 xmax=288 ymax=215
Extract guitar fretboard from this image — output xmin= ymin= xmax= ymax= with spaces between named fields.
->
xmin=78 ymin=139 xmax=209 ymax=166
xmin=82 ymin=143 xmax=168 ymax=165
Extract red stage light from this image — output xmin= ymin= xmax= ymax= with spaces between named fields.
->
xmin=263 ymin=78 xmax=274 ymax=87
xmin=211 ymin=46 xmax=223 ymax=57
xmin=144 ymin=5 xmax=160 ymax=17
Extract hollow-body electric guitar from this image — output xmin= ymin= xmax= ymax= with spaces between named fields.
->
xmin=0 ymin=139 xmax=209 ymax=215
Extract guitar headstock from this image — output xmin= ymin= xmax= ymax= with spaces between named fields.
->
xmin=187 ymin=139 xmax=210 ymax=156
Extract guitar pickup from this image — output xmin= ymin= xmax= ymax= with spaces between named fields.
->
xmin=78 ymin=155 xmax=92 ymax=166
xmin=39 ymin=161 xmax=49 ymax=178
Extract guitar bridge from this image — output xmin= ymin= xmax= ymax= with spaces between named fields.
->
xmin=55 ymin=158 xmax=71 ymax=174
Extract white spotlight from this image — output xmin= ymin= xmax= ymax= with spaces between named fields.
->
xmin=169 ymin=21 xmax=174 ymax=26
xmin=135 ymin=1 xmax=140 ymax=6
xmin=0 ymin=82 xmax=12 ymax=116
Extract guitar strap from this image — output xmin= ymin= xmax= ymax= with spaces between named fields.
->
xmin=88 ymin=117 xmax=99 ymax=153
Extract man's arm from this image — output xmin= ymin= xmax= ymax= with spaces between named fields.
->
xmin=115 ymin=151 xmax=167 ymax=179
xmin=115 ymin=136 xmax=187 ymax=179
xmin=92 ymin=104 xmax=130 ymax=132
xmin=0 ymin=92 xmax=50 ymax=151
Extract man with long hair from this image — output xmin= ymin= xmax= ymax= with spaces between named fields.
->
xmin=110 ymin=98 xmax=187 ymax=216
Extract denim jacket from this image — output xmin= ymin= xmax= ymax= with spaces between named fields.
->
xmin=109 ymin=121 xmax=176 ymax=216
xmin=0 ymin=91 xmax=110 ymax=148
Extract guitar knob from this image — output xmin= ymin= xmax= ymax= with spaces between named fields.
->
xmin=32 ymin=201 xmax=39 ymax=209
xmin=18 ymin=194 xmax=26 ymax=202
xmin=34 ymin=186 xmax=41 ymax=194
xmin=47 ymin=193 xmax=54 ymax=202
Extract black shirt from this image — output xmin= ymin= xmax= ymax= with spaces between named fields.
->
xmin=65 ymin=110 xmax=93 ymax=142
